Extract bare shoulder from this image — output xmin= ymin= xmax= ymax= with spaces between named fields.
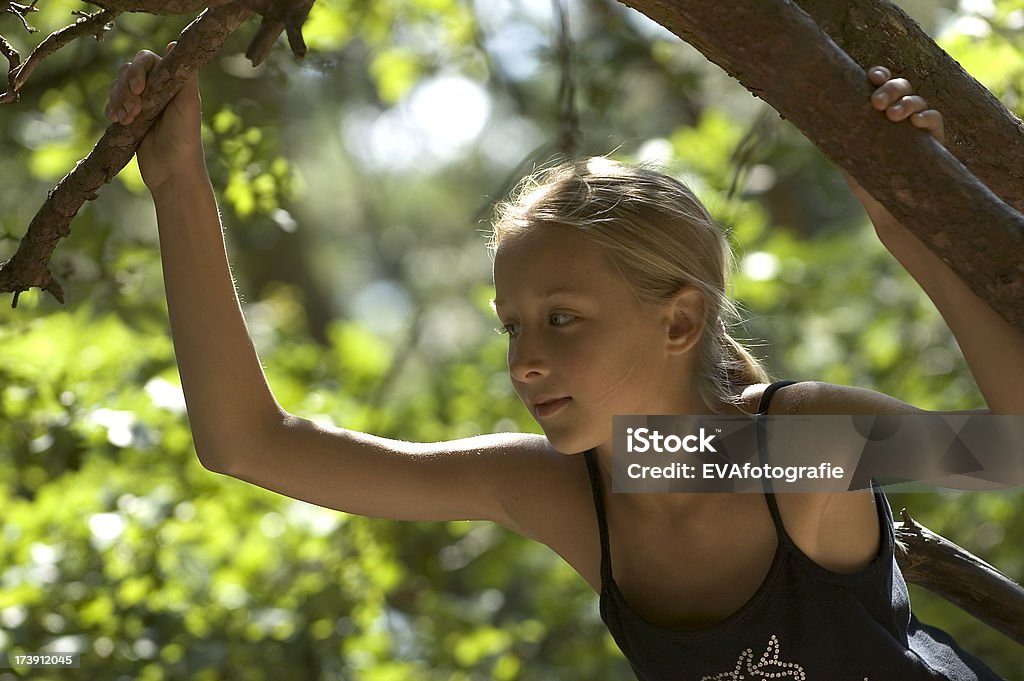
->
xmin=738 ymin=381 xmax=996 ymax=569
xmin=444 ymin=434 xmax=600 ymax=581
xmin=469 ymin=434 xmax=593 ymax=541
xmin=760 ymin=380 xmax=925 ymax=415
xmin=406 ymin=430 xmax=587 ymax=534
xmin=738 ymin=382 xmax=892 ymax=573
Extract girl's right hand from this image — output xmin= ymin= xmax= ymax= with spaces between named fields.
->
xmin=105 ymin=44 xmax=206 ymax=194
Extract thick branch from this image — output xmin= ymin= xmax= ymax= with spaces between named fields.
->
xmin=796 ymin=0 xmax=1024 ymax=213
xmin=618 ymin=0 xmax=1024 ymax=332
xmin=895 ymin=509 xmax=1024 ymax=645
xmin=0 ymin=3 xmax=253 ymax=305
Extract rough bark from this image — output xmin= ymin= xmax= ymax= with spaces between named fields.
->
xmin=86 ymin=1 xmax=314 ymax=64
xmin=0 ymin=4 xmax=252 ymax=304
xmin=9 ymin=9 xmax=121 ymax=97
xmin=0 ymin=0 xmax=318 ymax=303
xmin=0 ymin=0 xmax=1020 ymax=652
xmin=617 ymin=0 xmax=1024 ymax=333
xmin=795 ymin=0 xmax=1024 ymax=213
xmin=895 ymin=509 xmax=1024 ymax=645
xmin=84 ymin=0 xmax=236 ymax=15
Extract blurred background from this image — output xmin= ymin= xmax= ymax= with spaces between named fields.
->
xmin=0 ymin=0 xmax=1022 ymax=678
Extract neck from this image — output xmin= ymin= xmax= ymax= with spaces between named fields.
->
xmin=589 ymin=385 xmax=759 ymax=515
xmin=590 ymin=444 xmax=733 ymax=515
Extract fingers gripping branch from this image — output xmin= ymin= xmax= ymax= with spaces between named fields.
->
xmin=2 ymin=0 xmax=318 ymax=304
xmin=0 ymin=4 xmax=253 ymax=306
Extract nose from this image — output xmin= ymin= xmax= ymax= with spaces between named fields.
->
xmin=508 ymin=331 xmax=549 ymax=383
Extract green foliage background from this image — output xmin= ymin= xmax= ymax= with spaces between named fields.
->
xmin=1 ymin=0 xmax=1022 ymax=678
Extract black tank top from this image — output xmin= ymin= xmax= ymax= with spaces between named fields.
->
xmin=583 ymin=380 xmax=1006 ymax=680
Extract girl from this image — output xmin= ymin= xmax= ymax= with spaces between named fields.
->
xmin=106 ymin=49 xmax=1019 ymax=679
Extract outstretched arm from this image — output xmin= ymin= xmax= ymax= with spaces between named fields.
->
xmin=107 ymin=47 xmax=285 ymax=466
xmin=846 ymin=66 xmax=1024 ymax=415
xmin=105 ymin=49 xmax=555 ymax=524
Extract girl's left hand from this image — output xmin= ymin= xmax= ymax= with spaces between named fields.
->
xmin=845 ymin=66 xmax=946 ymax=245
xmin=866 ymin=65 xmax=944 ymax=144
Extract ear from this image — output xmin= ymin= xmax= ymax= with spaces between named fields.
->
xmin=664 ymin=286 xmax=707 ymax=355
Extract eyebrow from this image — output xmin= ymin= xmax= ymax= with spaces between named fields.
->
xmin=491 ymin=287 xmax=592 ymax=310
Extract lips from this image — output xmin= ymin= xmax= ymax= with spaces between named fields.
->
xmin=533 ymin=396 xmax=571 ymax=418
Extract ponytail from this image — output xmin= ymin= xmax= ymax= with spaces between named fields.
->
xmin=712 ymin=329 xmax=772 ymax=407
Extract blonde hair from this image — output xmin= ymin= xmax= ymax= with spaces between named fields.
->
xmin=490 ymin=157 xmax=770 ymax=410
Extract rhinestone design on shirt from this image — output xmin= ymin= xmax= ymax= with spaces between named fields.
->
xmin=699 ymin=635 xmax=813 ymax=680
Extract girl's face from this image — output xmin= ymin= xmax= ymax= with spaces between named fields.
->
xmin=492 ymin=224 xmax=698 ymax=455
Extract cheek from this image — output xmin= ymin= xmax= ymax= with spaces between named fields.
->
xmin=509 ymin=374 xmax=526 ymax=399
xmin=591 ymin=357 xmax=638 ymax=398
xmin=589 ymin=336 xmax=668 ymax=404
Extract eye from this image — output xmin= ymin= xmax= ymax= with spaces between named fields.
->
xmin=549 ymin=311 xmax=576 ymax=326
xmin=496 ymin=321 xmax=520 ymax=338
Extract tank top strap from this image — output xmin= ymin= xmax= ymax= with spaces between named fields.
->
xmin=756 ymin=380 xmax=801 ymax=544
xmin=583 ymin=449 xmax=613 ymax=593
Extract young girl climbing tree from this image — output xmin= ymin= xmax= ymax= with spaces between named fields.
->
xmin=105 ymin=44 xmax=1020 ymax=679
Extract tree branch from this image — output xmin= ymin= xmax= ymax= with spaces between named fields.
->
xmin=618 ymin=0 xmax=1024 ymax=333
xmin=1 ymin=0 xmax=319 ymax=305
xmin=1 ymin=8 xmax=121 ymax=100
xmin=241 ymin=0 xmax=314 ymax=66
xmin=83 ymin=0 xmax=235 ymax=15
xmin=0 ymin=33 xmax=20 ymax=103
xmin=794 ymin=0 xmax=1024 ymax=214
xmin=0 ymin=3 xmax=253 ymax=305
xmin=1 ymin=1 xmax=36 ymax=104
xmin=895 ymin=509 xmax=1024 ymax=646
xmin=84 ymin=0 xmax=314 ymax=66
xmin=1 ymin=2 xmax=39 ymax=32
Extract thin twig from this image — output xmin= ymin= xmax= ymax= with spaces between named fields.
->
xmin=8 ymin=9 xmax=121 ymax=95
xmin=3 ymin=1 xmax=39 ymax=32
xmin=83 ymin=0 xmax=234 ymax=15
xmin=0 ymin=33 xmax=20 ymax=102
xmin=726 ymin=107 xmax=774 ymax=201
xmin=0 ymin=3 xmax=254 ymax=305
xmin=552 ymin=0 xmax=580 ymax=157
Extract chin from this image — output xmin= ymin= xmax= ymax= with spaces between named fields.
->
xmin=542 ymin=429 xmax=597 ymax=456
xmin=550 ymin=443 xmax=589 ymax=456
